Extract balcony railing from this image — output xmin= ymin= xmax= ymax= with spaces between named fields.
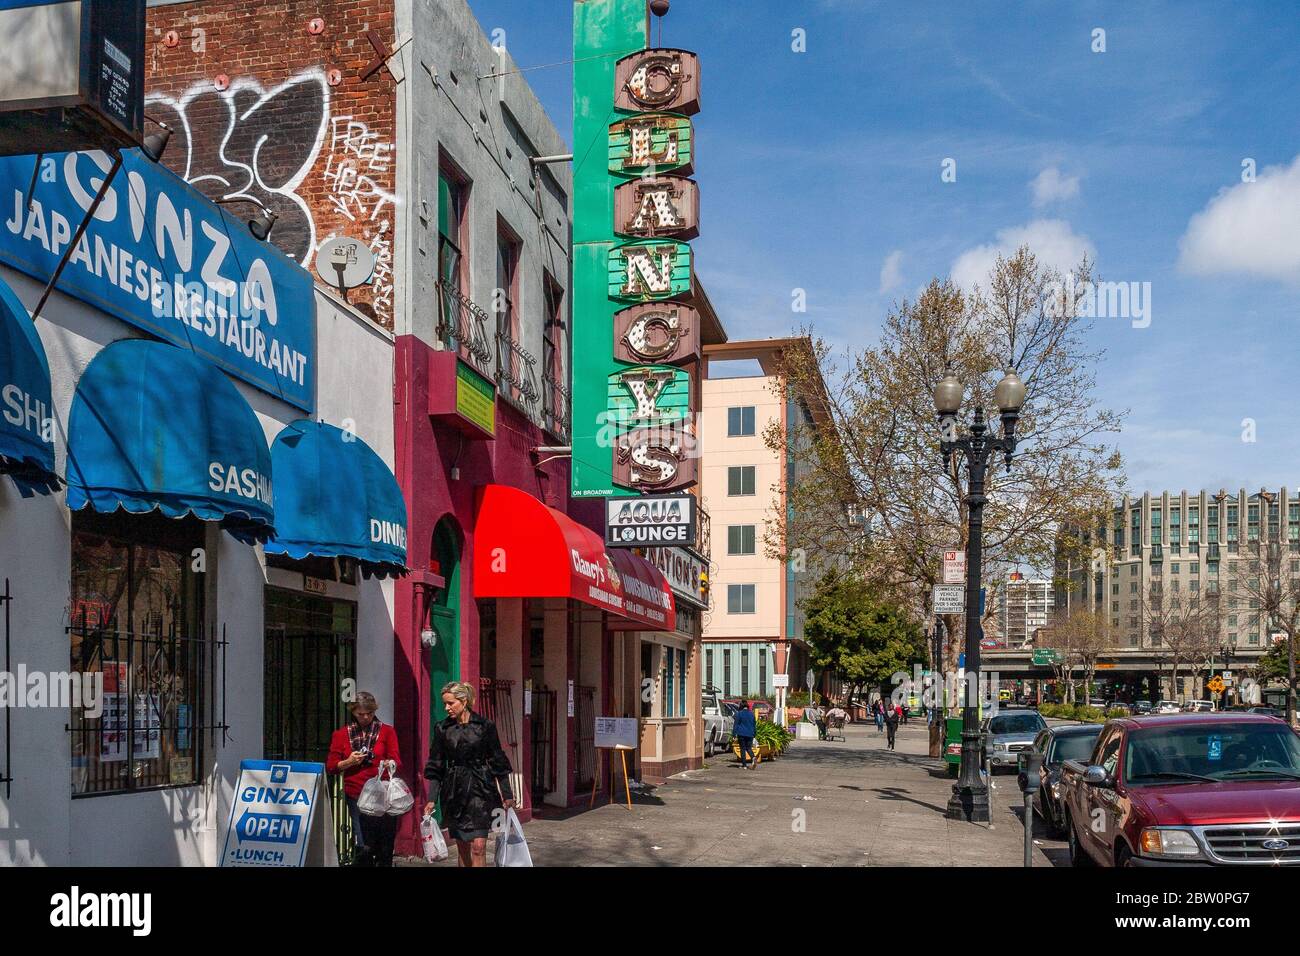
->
xmin=436 ymin=280 xmax=494 ymax=374
xmin=495 ymin=330 xmax=541 ymax=425
xmin=543 ymin=371 xmax=570 ymax=443
xmin=696 ymin=500 xmax=711 ymax=563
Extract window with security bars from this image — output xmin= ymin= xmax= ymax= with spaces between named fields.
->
xmin=728 ymin=466 xmax=756 ymax=496
xmin=740 ymin=649 xmax=750 ymax=696
xmin=728 ymin=524 xmax=756 ymax=555
xmin=69 ymin=510 xmax=217 ymax=797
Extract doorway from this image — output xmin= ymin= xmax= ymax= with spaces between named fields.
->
xmin=428 ymin=518 xmax=462 ymax=731
xmin=264 ymin=587 xmax=357 ymax=863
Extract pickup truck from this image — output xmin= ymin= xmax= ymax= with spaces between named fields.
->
xmin=702 ymin=689 xmax=733 ymax=757
xmin=1059 ymin=713 xmax=1300 ymax=867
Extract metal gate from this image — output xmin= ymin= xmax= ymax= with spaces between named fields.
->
xmin=264 ymin=589 xmax=357 ymax=865
xmin=530 ymin=687 xmax=557 ymax=803
xmin=574 ymin=684 xmax=596 ymax=793
xmin=479 ymin=677 xmax=523 ymax=808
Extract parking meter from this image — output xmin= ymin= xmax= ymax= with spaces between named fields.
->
xmin=1018 ymin=750 xmax=1043 ymax=794
xmin=1017 ymin=750 xmax=1044 ymax=868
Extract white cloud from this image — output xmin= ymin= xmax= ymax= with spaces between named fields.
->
xmin=878 ymin=250 xmax=904 ymax=293
xmin=950 ymin=219 xmax=1096 ymax=292
xmin=1177 ymin=154 xmax=1300 ymax=282
xmin=1030 ymin=166 xmax=1080 ymax=207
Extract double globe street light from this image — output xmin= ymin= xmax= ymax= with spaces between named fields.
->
xmin=933 ymin=365 xmax=1028 ymax=823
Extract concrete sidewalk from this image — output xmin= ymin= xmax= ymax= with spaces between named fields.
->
xmin=413 ymin=719 xmax=1068 ymax=866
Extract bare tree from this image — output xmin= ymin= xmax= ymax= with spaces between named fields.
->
xmin=766 ymin=248 xmax=1126 ymax=754
xmin=1235 ymin=534 xmax=1300 ymax=725
xmin=1042 ymin=606 xmax=1114 ymax=703
xmin=1143 ymin=584 xmax=1220 ymax=702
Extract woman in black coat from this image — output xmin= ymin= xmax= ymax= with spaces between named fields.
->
xmin=423 ymin=681 xmax=516 ymax=867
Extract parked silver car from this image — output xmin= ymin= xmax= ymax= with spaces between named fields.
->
xmin=981 ymin=710 xmax=1048 ymax=770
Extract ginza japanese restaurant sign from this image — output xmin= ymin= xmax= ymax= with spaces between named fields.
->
xmin=605 ymin=493 xmax=695 ymax=547
xmin=942 ymin=549 xmax=966 ymax=584
xmin=933 ymin=584 xmax=965 ymax=614
xmin=221 ymin=760 xmax=327 ymax=867
xmin=0 ymin=149 xmax=315 ymax=410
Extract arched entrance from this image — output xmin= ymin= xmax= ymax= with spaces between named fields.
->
xmin=428 ymin=517 xmax=462 ymax=731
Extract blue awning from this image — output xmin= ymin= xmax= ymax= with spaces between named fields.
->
xmin=65 ymin=339 xmax=275 ymax=543
xmin=0 ymin=274 xmax=59 ymax=496
xmin=264 ymin=420 xmax=408 ymax=578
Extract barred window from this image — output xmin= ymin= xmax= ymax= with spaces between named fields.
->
xmin=69 ymin=510 xmax=208 ymax=797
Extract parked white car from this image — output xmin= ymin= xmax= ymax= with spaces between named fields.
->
xmin=702 ymin=688 xmax=734 ymax=757
xmin=1155 ymin=699 xmax=1182 ymax=714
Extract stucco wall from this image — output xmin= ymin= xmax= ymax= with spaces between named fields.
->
xmin=0 ymin=266 xmax=396 ymax=866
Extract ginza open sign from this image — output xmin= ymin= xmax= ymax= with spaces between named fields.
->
xmin=605 ymin=494 xmax=696 ymax=548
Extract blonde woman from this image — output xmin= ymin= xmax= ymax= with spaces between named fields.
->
xmin=423 ymin=680 xmax=516 ymax=867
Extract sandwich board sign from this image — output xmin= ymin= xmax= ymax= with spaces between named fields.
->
xmin=221 ymin=759 xmax=336 ymax=867
xmin=594 ymin=716 xmax=639 ymax=750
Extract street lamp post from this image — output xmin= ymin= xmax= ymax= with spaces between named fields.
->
xmin=935 ymin=365 xmax=1027 ymax=823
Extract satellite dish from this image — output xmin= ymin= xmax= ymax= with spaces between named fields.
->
xmin=315 ymin=237 xmax=376 ymax=290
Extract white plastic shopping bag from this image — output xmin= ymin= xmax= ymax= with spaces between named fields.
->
xmin=385 ymin=763 xmax=415 ymax=817
xmin=357 ymin=760 xmax=402 ymax=817
xmin=493 ymin=808 xmax=533 ymax=867
xmin=421 ymin=810 xmax=449 ymax=862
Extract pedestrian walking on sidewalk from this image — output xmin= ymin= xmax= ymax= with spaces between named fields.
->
xmin=900 ymin=702 xmax=909 ymax=725
xmin=733 ymin=700 xmax=757 ymax=769
xmin=874 ymin=700 xmax=885 ymax=733
xmin=885 ymin=703 xmax=900 ymax=751
xmin=423 ymin=681 xmax=516 ymax=867
xmin=327 ymin=691 xmax=403 ymax=866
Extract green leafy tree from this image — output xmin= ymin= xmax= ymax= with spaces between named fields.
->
xmin=802 ymin=569 xmax=928 ymax=705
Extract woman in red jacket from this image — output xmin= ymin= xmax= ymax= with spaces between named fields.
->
xmin=327 ymin=691 xmax=402 ymax=866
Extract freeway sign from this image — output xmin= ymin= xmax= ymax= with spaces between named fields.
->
xmin=1032 ymin=648 xmax=1061 ymax=666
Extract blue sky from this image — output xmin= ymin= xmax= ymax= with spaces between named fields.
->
xmin=468 ymin=0 xmax=1300 ymax=496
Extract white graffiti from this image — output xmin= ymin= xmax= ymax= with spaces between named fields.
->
xmin=146 ymin=70 xmax=331 ymax=264
xmin=323 ymin=116 xmax=396 ymax=224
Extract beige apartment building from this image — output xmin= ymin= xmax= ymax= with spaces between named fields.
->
xmin=699 ymin=339 xmax=829 ymax=707
xmin=1056 ymin=488 xmax=1288 ymax=698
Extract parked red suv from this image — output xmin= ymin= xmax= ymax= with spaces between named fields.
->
xmin=1060 ymin=713 xmax=1300 ymax=867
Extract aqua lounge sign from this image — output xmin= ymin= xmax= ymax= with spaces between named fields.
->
xmin=0 ymin=149 xmax=315 ymax=411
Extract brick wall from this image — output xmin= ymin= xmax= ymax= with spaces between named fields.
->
xmin=145 ymin=0 xmax=398 ymax=329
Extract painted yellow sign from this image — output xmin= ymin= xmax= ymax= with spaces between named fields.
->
xmin=455 ymin=360 xmax=495 ymax=437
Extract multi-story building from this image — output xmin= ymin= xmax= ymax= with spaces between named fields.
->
xmin=699 ymin=338 xmax=831 ymax=705
xmin=1000 ymin=573 xmax=1053 ymax=648
xmin=1056 ymin=488 xmax=1283 ymax=698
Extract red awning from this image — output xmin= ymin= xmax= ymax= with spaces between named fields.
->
xmin=473 ymin=484 xmax=676 ymax=631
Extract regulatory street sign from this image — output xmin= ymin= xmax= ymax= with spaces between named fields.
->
xmin=942 ymin=549 xmax=966 ymax=584
xmin=773 ymin=673 xmax=789 ymax=688
xmin=933 ymin=584 xmax=965 ymax=614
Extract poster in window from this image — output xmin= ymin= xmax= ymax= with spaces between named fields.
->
xmin=99 ymin=661 xmax=128 ymax=763
xmin=100 ymin=694 xmax=128 ymax=763
xmin=133 ymin=693 xmax=161 ymax=760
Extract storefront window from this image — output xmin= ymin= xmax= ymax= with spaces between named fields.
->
xmin=69 ymin=510 xmax=206 ymax=796
xmin=676 ymin=648 xmax=686 ymax=716
xmin=664 ymin=645 xmax=674 ymax=716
